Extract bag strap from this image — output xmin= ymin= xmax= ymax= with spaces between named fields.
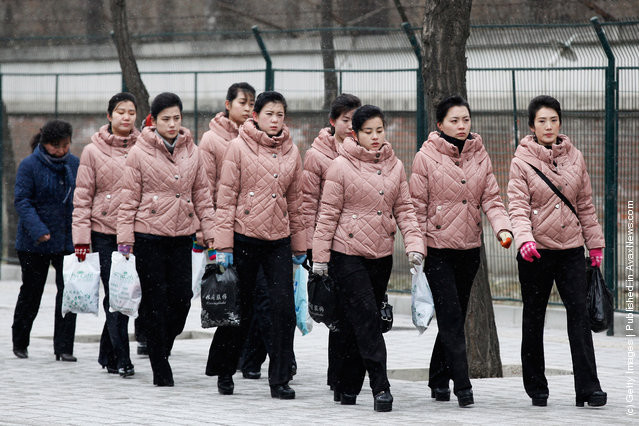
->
xmin=526 ymin=162 xmax=578 ymax=218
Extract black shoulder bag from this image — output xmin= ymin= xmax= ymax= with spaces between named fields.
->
xmin=526 ymin=163 xmax=577 ymax=217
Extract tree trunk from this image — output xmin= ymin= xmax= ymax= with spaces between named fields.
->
xmin=2 ymin=102 xmax=18 ymax=262
xmin=421 ymin=0 xmax=503 ymax=379
xmin=110 ymin=0 xmax=150 ymax=127
xmin=320 ymin=0 xmax=338 ymax=111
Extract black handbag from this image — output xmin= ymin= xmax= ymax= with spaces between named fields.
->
xmin=380 ymin=293 xmax=393 ymax=333
xmin=307 ymin=268 xmax=338 ymax=330
xmin=200 ymin=264 xmax=241 ymax=328
xmin=585 ymin=259 xmax=614 ymax=333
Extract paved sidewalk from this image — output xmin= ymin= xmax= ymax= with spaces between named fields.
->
xmin=0 ymin=278 xmax=635 ymax=425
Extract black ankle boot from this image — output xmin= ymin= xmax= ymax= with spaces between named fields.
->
xmin=532 ymin=393 xmax=548 ymax=406
xmin=270 ymin=384 xmax=295 ymax=399
xmin=119 ymin=363 xmax=135 ymax=378
xmin=576 ymin=390 xmax=607 ymax=407
xmin=151 ymin=357 xmax=173 ymax=386
xmin=55 ymin=353 xmax=77 ymax=362
xmin=333 ymin=389 xmax=341 ymax=402
xmin=340 ymin=393 xmax=357 ymax=405
xmin=456 ymin=389 xmax=474 ymax=407
xmin=374 ymin=390 xmax=393 ymax=412
xmin=430 ymin=387 xmax=451 ymax=401
xmin=13 ymin=347 xmax=28 ymax=359
xmin=218 ymin=374 xmax=234 ymax=395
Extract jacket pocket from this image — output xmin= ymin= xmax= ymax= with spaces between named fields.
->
xmin=237 ymin=190 xmax=255 ymax=217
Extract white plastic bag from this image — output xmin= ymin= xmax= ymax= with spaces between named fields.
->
xmin=62 ymin=252 xmax=101 ymax=317
xmin=108 ymin=252 xmax=142 ymax=318
xmin=191 ymin=250 xmax=207 ymax=300
xmin=411 ymin=267 xmax=434 ymax=335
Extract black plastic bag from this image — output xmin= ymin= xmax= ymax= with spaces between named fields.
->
xmin=307 ymin=271 xmax=338 ymax=329
xmin=380 ymin=294 xmax=393 ymax=333
xmin=585 ymin=259 xmax=613 ymax=333
xmin=201 ymin=264 xmax=240 ymax=328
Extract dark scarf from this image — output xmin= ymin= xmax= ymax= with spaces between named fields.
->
xmin=439 ymin=131 xmax=473 ymax=154
xmin=35 ymin=144 xmax=74 ymax=203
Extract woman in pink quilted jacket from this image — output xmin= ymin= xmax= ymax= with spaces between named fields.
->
xmin=73 ymin=92 xmax=140 ymax=377
xmin=302 ymin=93 xmax=361 ymax=392
xmin=117 ymin=92 xmax=216 ymax=386
xmin=206 ymin=91 xmax=306 ymax=400
xmin=409 ymin=95 xmax=513 ymax=407
xmin=508 ymin=95 xmax=606 ymax=408
xmin=313 ymin=105 xmax=425 ymax=412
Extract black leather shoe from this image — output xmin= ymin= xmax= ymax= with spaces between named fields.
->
xmin=576 ymin=390 xmax=607 ymax=407
xmin=137 ymin=342 xmax=148 ymax=356
xmin=218 ymin=375 xmax=234 ymax=395
xmin=152 ymin=357 xmax=173 ymax=386
xmin=242 ymin=370 xmax=261 ymax=380
xmin=340 ymin=393 xmax=357 ymax=405
xmin=55 ymin=353 xmax=77 ymax=362
xmin=13 ymin=348 xmax=28 ymax=359
xmin=431 ymin=387 xmax=451 ymax=401
xmin=119 ymin=363 xmax=135 ymax=377
xmin=270 ymin=384 xmax=295 ymax=399
xmin=456 ymin=389 xmax=474 ymax=407
xmin=532 ymin=393 xmax=548 ymax=406
xmin=103 ymin=364 xmax=119 ymax=374
xmin=374 ymin=390 xmax=393 ymax=412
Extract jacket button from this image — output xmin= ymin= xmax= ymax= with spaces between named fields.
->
xmin=244 ymin=209 xmax=250 ymax=214
xmin=462 ymin=199 xmax=467 ymax=204
xmin=273 ymin=173 xmax=278 ymax=178
xmin=561 ymin=225 xmax=565 ymax=228
xmin=283 ymin=211 xmax=287 ymax=217
xmin=176 ymin=194 xmax=180 ymax=198
xmin=188 ymin=213 xmax=193 ymax=217
xmin=455 ymin=161 xmax=460 ymax=166
xmin=249 ymin=191 xmax=254 ymax=197
xmin=374 ymin=159 xmax=379 ymax=163
xmin=377 ymin=210 xmax=382 ymax=215
xmin=151 ymin=209 xmax=156 ymax=214
xmin=477 ymin=222 xmax=481 ymax=226
xmin=153 ymin=195 xmax=158 ymax=201
xmin=377 ymin=170 xmax=381 ymax=175
xmin=555 ymin=204 xmax=560 ymax=209
xmin=124 ymin=154 xmax=128 ymax=158
xmin=101 ymin=211 xmax=107 ymax=215
xmin=533 ymin=209 xmax=538 ymax=215
xmin=272 ymin=193 xmax=277 ymax=198
xmin=106 ymin=194 xmax=111 ymax=199
xmin=437 ymin=205 xmax=442 ymax=211
xmin=436 ymin=225 xmax=441 ymax=229
xmin=390 ymin=231 xmax=395 ymax=236
xmin=174 ymin=175 xmax=179 ymax=180
xmin=461 ymin=179 xmax=466 ymax=184
xmin=379 ymin=190 xmax=384 ymax=195
xmin=272 ymin=153 xmax=277 ymax=158
xmin=375 ymin=153 xmax=380 ymax=158
xmin=123 ymin=143 xmax=127 ymax=148
xmin=352 ymin=214 xmax=357 ymax=219
xmin=348 ymin=233 xmax=353 ymax=238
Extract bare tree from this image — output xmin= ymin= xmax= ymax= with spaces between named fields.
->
xmin=110 ymin=0 xmax=150 ymax=126
xmin=320 ymin=0 xmax=338 ymax=110
xmin=2 ymin=102 xmax=18 ymax=262
xmin=421 ymin=0 xmax=503 ymax=378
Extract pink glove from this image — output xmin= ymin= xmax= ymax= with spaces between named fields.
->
xmin=589 ymin=248 xmax=603 ymax=268
xmin=520 ymin=241 xmax=541 ymax=262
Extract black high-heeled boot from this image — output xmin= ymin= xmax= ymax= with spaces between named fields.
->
xmin=576 ymin=390 xmax=607 ymax=407
xmin=431 ymin=387 xmax=451 ymax=401
xmin=270 ymin=383 xmax=295 ymax=399
xmin=455 ymin=389 xmax=474 ymax=407
xmin=55 ymin=353 xmax=77 ymax=362
xmin=531 ymin=393 xmax=548 ymax=406
xmin=218 ymin=374 xmax=234 ymax=395
xmin=374 ymin=390 xmax=393 ymax=412
xmin=151 ymin=356 xmax=173 ymax=387
xmin=340 ymin=393 xmax=357 ymax=405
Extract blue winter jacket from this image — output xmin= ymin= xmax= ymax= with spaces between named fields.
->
xmin=14 ymin=144 xmax=79 ymax=253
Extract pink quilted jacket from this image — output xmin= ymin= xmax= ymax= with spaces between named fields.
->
xmin=117 ymin=127 xmax=216 ymax=246
xmin=214 ymin=119 xmax=306 ymax=254
xmin=302 ymin=127 xmax=339 ymax=248
xmin=198 ymin=112 xmax=240 ymax=207
xmin=409 ymin=131 xmax=511 ymax=255
xmin=507 ymin=134 xmax=604 ymax=250
xmin=313 ymin=137 xmax=425 ymax=263
xmin=72 ymin=125 xmax=140 ymax=245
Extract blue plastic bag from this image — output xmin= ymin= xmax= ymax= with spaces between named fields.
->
xmin=294 ymin=265 xmax=313 ymax=335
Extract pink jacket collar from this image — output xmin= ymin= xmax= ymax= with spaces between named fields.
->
xmin=240 ymin=119 xmax=292 ymax=154
xmin=311 ymin=127 xmax=339 ymax=159
xmin=208 ymin=112 xmax=239 ymax=141
xmin=515 ymin=134 xmax=573 ymax=168
xmin=338 ymin=136 xmax=395 ymax=167
xmin=93 ymin=124 xmax=139 ymax=156
xmin=137 ymin=126 xmax=195 ymax=160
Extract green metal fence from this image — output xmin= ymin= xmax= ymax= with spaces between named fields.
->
xmin=0 ymin=22 xmax=637 ymax=315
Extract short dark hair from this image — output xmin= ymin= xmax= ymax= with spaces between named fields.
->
xmin=352 ymin=105 xmax=385 ymax=134
xmin=528 ymin=95 xmax=562 ymax=127
xmin=107 ymin=92 xmax=137 ymax=116
xmin=30 ymin=119 xmax=73 ymax=152
xmin=329 ymin=93 xmax=361 ymax=121
xmin=254 ymin=91 xmax=287 ymax=114
xmin=151 ymin=92 xmax=183 ymax=119
xmin=436 ymin=95 xmax=471 ymax=124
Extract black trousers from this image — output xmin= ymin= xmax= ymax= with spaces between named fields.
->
xmin=330 ymin=251 xmax=392 ymax=396
xmin=134 ymin=233 xmax=192 ymax=368
xmin=206 ymin=234 xmax=295 ymax=386
xmin=92 ymin=231 xmax=131 ymax=369
xmin=518 ymin=246 xmax=601 ymax=399
xmin=12 ymin=251 xmax=76 ymax=354
xmin=425 ymin=247 xmax=480 ymax=393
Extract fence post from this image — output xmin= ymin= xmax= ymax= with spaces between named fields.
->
xmin=401 ymin=22 xmax=426 ymax=151
xmin=252 ymin=26 xmax=274 ymax=91
xmin=194 ymin=72 xmax=199 ymax=144
xmin=54 ymin=74 xmax=60 ymax=118
xmin=0 ymin=72 xmax=3 ymax=277
xmin=511 ymin=69 xmax=519 ymax=147
xmin=591 ymin=16 xmax=618 ymax=336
